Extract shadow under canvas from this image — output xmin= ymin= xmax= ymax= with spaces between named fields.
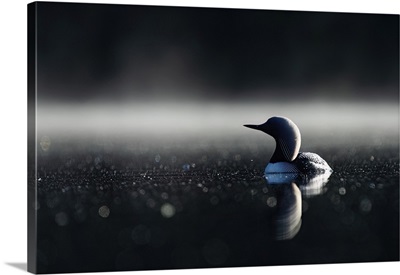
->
xmin=6 ymin=263 xmax=27 ymax=272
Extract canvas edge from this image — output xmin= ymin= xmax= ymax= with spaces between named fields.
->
xmin=28 ymin=2 xmax=38 ymax=274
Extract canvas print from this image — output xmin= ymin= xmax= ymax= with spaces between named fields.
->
xmin=28 ymin=2 xmax=399 ymax=274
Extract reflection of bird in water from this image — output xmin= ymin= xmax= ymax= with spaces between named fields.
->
xmin=297 ymin=171 xmax=332 ymax=197
xmin=244 ymin=116 xmax=332 ymax=174
xmin=273 ymin=183 xmax=302 ymax=241
xmin=265 ymin=172 xmax=332 ymax=240
xmin=266 ymin=171 xmax=332 ymax=197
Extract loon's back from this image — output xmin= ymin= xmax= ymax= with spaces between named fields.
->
xmin=294 ymin=152 xmax=332 ymax=174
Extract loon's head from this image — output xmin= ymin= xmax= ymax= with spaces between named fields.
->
xmin=244 ymin=116 xmax=301 ymax=162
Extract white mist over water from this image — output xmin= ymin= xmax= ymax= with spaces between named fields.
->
xmin=36 ymin=100 xmax=398 ymax=146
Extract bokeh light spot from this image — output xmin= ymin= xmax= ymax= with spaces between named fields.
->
xmin=55 ymin=212 xmax=69 ymax=226
xmin=98 ymin=205 xmax=110 ymax=218
xmin=266 ymin=196 xmax=277 ymax=207
xmin=161 ymin=203 xmax=176 ymax=218
xmin=39 ymin=135 xmax=51 ymax=151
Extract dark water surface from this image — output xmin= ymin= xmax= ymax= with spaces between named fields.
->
xmin=34 ymin=136 xmax=399 ymax=273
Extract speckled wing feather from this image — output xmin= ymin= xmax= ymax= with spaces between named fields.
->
xmin=294 ymin=152 xmax=332 ymax=174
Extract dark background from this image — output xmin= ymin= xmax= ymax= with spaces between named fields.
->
xmin=36 ymin=2 xmax=399 ymax=103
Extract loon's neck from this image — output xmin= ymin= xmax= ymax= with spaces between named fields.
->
xmin=270 ymin=138 xmax=298 ymax=163
xmin=270 ymin=146 xmax=287 ymax=163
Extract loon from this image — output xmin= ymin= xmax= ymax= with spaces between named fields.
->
xmin=244 ymin=116 xmax=332 ymax=174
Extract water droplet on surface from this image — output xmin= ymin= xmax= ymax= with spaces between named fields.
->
xmin=155 ymin=154 xmax=161 ymax=163
xmin=338 ymin=187 xmax=346 ymax=195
